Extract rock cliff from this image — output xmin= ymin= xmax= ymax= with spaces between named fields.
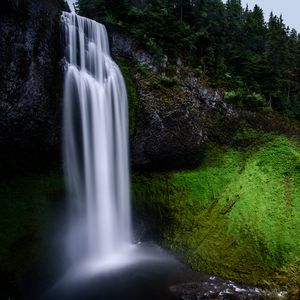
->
xmin=112 ymin=32 xmax=245 ymax=170
xmin=0 ymin=0 xmax=64 ymax=171
xmin=112 ymin=32 xmax=300 ymax=170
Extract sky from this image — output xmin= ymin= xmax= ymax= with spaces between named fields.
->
xmin=239 ymin=0 xmax=300 ymax=32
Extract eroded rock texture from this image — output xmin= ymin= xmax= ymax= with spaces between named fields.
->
xmin=0 ymin=0 xmax=64 ymax=170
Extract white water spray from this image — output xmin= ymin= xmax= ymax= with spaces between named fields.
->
xmin=61 ymin=11 xmax=132 ymax=264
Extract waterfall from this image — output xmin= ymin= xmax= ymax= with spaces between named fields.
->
xmin=61 ymin=11 xmax=132 ymax=264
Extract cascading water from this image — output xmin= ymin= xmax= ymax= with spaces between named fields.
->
xmin=61 ymin=11 xmax=132 ymax=264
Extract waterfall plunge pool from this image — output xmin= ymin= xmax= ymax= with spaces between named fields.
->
xmin=40 ymin=241 xmax=262 ymax=300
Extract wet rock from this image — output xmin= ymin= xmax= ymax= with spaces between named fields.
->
xmin=111 ymin=31 xmax=157 ymax=70
xmin=169 ymin=275 xmax=262 ymax=300
xmin=0 ymin=0 xmax=64 ymax=170
xmin=111 ymin=32 xmax=134 ymax=59
xmin=130 ymin=74 xmax=238 ymax=170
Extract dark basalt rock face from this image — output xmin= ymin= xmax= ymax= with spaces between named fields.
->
xmin=131 ymin=77 xmax=237 ymax=170
xmin=0 ymin=0 xmax=64 ymax=172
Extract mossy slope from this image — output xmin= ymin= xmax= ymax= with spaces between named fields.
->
xmin=132 ymin=132 xmax=300 ymax=285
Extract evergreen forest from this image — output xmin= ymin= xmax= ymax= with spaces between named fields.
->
xmin=78 ymin=0 xmax=300 ymax=120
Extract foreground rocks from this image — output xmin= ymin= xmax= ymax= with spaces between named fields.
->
xmin=168 ymin=271 xmax=262 ymax=300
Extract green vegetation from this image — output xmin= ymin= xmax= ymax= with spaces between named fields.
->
xmin=117 ymin=60 xmax=139 ymax=137
xmin=132 ymin=132 xmax=300 ymax=287
xmin=0 ymin=173 xmax=64 ymax=298
xmin=77 ymin=0 xmax=300 ymax=120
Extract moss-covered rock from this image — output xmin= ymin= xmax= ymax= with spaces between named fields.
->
xmin=116 ymin=59 xmax=139 ymax=139
xmin=132 ymin=132 xmax=300 ymax=287
xmin=0 ymin=173 xmax=64 ymax=299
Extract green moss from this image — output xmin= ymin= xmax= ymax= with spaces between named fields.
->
xmin=132 ymin=134 xmax=300 ymax=286
xmin=0 ymin=173 xmax=64 ymax=276
xmin=223 ymin=137 xmax=300 ymax=267
xmin=233 ymin=124 xmax=272 ymax=148
xmin=116 ymin=60 xmax=138 ymax=138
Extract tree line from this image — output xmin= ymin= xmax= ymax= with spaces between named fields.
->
xmin=77 ymin=0 xmax=300 ymax=119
